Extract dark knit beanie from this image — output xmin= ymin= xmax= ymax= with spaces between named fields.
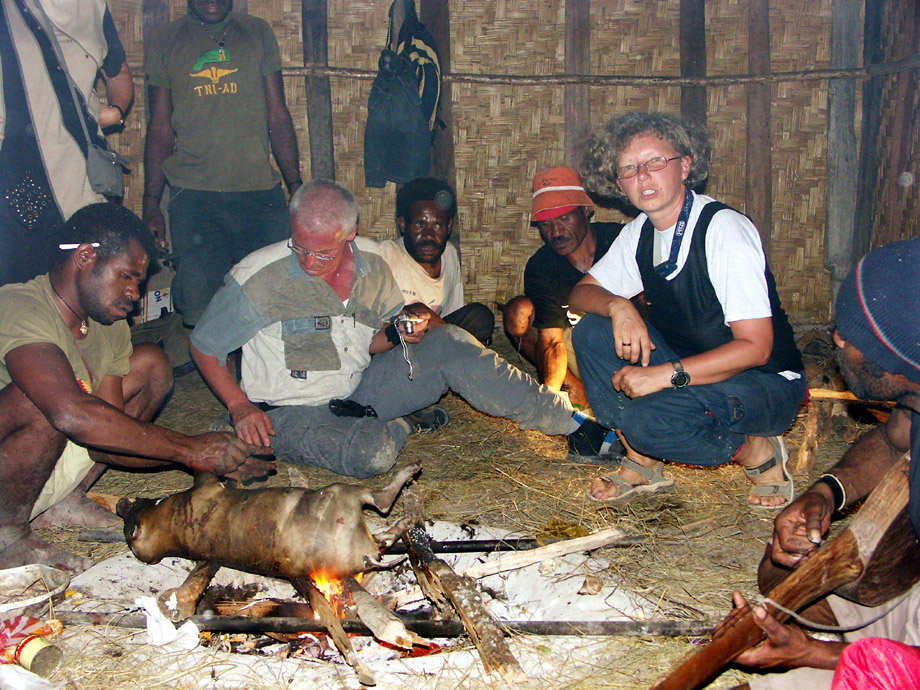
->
xmin=835 ymin=237 xmax=920 ymax=385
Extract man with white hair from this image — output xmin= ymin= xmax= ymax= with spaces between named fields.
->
xmin=191 ymin=179 xmax=612 ymax=478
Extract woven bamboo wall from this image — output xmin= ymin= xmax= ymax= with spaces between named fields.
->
xmin=105 ymin=0 xmax=905 ymax=326
xmin=873 ymin=1 xmax=920 ymax=249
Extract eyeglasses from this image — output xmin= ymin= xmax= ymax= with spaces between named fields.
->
xmin=287 ymin=240 xmax=337 ymax=262
xmin=615 ymin=156 xmax=682 ymax=180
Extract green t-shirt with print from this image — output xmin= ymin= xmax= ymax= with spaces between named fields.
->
xmin=145 ymin=13 xmax=283 ymax=192
xmin=0 ymin=275 xmax=132 ymax=393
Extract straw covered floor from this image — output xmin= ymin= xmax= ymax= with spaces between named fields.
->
xmin=33 ymin=330 xmax=864 ymax=689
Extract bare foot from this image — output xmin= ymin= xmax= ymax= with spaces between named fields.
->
xmin=31 ymin=491 xmax=121 ymax=528
xmin=0 ymin=527 xmax=93 ymax=574
xmin=734 ymin=436 xmax=792 ymax=508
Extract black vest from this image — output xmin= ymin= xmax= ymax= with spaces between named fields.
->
xmin=636 ymin=201 xmax=803 ymax=374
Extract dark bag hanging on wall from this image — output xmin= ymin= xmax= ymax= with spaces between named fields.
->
xmin=364 ymin=0 xmax=441 ymax=188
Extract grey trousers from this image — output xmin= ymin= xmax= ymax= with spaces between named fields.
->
xmin=268 ymin=325 xmax=574 ymax=478
xmin=747 ymin=582 xmax=920 ymax=689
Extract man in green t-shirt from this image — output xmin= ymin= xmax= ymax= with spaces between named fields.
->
xmin=142 ymin=0 xmax=302 ymax=329
xmin=0 ymin=203 xmax=273 ymax=574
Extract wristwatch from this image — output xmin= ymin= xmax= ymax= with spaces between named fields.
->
xmin=670 ymin=360 xmax=690 ymax=389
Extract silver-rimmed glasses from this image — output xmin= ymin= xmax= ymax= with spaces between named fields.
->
xmin=287 ymin=239 xmax=337 ymax=262
xmin=616 ymin=156 xmax=682 ymax=180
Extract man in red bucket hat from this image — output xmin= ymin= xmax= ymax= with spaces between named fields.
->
xmin=503 ymin=166 xmax=623 ymax=413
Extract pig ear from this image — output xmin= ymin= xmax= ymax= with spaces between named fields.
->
xmin=116 ymin=497 xmax=136 ymax=518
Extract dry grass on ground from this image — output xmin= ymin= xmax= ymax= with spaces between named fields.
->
xmin=36 ymin=330 xmax=866 ymax=689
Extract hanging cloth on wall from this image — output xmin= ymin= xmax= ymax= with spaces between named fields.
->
xmin=363 ymin=0 xmax=442 ymax=188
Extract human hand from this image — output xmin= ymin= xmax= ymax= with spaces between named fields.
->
xmin=608 ymin=301 xmax=655 ymax=365
xmin=142 ymin=204 xmax=170 ymax=255
xmin=397 ymin=304 xmax=436 ymax=344
xmin=186 ymin=431 xmax=275 ymax=482
xmin=98 ymin=104 xmax=124 ymax=128
xmin=611 ymin=364 xmax=671 ymax=398
xmin=769 ymin=488 xmax=834 ymax=567
xmin=229 ymin=400 xmax=276 ymax=448
xmin=719 ymin=592 xmax=820 ymax=670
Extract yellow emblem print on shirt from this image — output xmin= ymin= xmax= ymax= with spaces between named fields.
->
xmin=190 ymin=48 xmax=238 ymax=94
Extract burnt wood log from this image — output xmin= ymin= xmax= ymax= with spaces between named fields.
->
xmin=345 ymin=576 xmax=422 ymax=649
xmin=406 ymin=527 xmax=525 ymax=683
xmin=293 ymin=576 xmax=376 ymax=686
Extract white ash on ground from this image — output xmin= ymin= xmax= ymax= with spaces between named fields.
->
xmin=51 ymin=520 xmax=658 ymax=689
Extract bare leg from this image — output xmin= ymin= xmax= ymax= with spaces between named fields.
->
xmin=0 ymin=382 xmax=91 ymax=573
xmin=31 ymin=344 xmax=173 ymax=528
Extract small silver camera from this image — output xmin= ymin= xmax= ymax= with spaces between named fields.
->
xmin=394 ymin=313 xmax=422 ymax=334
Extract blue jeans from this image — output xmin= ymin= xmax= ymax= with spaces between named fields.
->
xmin=168 ymin=185 xmax=291 ymax=326
xmin=572 ymin=313 xmax=807 ymax=466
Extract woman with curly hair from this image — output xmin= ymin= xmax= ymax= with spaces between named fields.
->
xmin=570 ymin=112 xmax=806 ymax=508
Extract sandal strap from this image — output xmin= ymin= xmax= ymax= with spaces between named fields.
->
xmin=620 ymin=457 xmax=665 ymax=483
xmin=743 ymin=455 xmax=777 ymax=478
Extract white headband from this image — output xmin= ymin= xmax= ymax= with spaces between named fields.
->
xmin=532 ymin=185 xmax=586 ymax=199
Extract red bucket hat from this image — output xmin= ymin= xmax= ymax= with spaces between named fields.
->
xmin=531 ymin=166 xmax=595 ymax=222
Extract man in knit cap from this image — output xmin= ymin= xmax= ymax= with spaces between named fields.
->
xmin=502 ymin=166 xmax=623 ymax=410
xmin=719 ymin=237 xmax=920 ymax=689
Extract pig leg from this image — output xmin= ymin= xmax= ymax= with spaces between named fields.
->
xmin=371 ymin=515 xmax=417 ymax=555
xmin=363 ymin=462 xmax=422 ymax=513
xmin=159 ymin=560 xmax=220 ymax=620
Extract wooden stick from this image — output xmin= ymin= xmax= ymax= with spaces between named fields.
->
xmin=808 ymin=388 xmax=895 ymax=406
xmin=344 ymin=576 xmax=422 ymax=650
xmin=292 ymin=577 xmax=375 ymax=687
xmin=406 ymin=528 xmax=525 ymax=683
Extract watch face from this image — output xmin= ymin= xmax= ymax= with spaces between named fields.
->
xmin=671 ymin=370 xmax=691 ymax=388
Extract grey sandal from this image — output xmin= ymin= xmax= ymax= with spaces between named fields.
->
xmin=744 ymin=436 xmax=795 ymax=510
xmin=587 ymin=458 xmax=674 ymax=503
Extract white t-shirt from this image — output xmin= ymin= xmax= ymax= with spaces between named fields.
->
xmin=364 ymin=238 xmax=464 ymax=316
xmin=589 ymin=194 xmax=771 ymax=325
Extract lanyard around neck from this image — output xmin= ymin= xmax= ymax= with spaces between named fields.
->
xmin=654 ymin=189 xmax=694 ymax=278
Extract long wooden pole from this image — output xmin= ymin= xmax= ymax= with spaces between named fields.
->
xmin=419 ymin=0 xmax=460 ymax=255
xmin=853 ymin=0 xmax=884 ymax=260
xmin=679 ymin=0 xmax=707 ymax=128
xmin=824 ymin=0 xmax=861 ymax=297
xmin=301 ymin=0 xmax=335 ymax=180
xmin=565 ymin=0 xmax=591 ymax=165
xmin=746 ymin=0 xmax=772 ymax=254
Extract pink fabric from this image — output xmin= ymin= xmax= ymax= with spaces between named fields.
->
xmin=832 ymin=637 xmax=920 ymax=690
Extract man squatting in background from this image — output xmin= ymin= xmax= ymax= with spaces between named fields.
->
xmin=503 ymin=166 xmax=623 ymax=411
xmin=363 ymin=177 xmax=495 ymax=346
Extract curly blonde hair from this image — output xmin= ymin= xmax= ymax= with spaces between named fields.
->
xmin=580 ymin=112 xmax=711 ymax=201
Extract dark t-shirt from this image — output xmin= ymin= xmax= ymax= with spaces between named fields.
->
xmin=524 ymin=222 xmax=622 ymax=330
